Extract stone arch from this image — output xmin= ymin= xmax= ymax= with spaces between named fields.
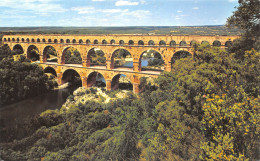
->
xmin=42 ymin=39 xmax=46 ymax=43
xmin=4 ymin=38 xmax=7 ymax=42
xmin=129 ymin=40 xmax=134 ymax=45
xmin=94 ymin=40 xmax=98 ymax=44
xmin=60 ymin=39 xmax=64 ymax=43
xmin=170 ymin=40 xmax=176 ymax=46
xmin=138 ymin=40 xmax=144 ymax=46
xmin=32 ymin=38 xmax=35 ymax=42
xmin=16 ymin=38 xmax=19 ymax=42
xmin=190 ymin=40 xmax=197 ymax=46
xmin=22 ymin=38 xmax=25 ymax=42
xmin=72 ymin=39 xmax=76 ymax=43
xmin=180 ymin=41 xmax=187 ymax=46
xmin=43 ymin=45 xmax=57 ymax=63
xmin=171 ymin=50 xmax=192 ymax=64
xmin=26 ymin=38 xmax=30 ymax=42
xmin=37 ymin=38 xmax=40 ymax=42
xmin=61 ymin=69 xmax=82 ymax=86
xmin=48 ymin=39 xmax=52 ymax=43
xmin=54 ymin=39 xmax=58 ymax=43
xmin=12 ymin=38 xmax=15 ymax=42
xmin=119 ymin=40 xmax=124 ymax=46
xmin=159 ymin=40 xmax=166 ymax=46
xmin=111 ymin=39 xmax=115 ymax=44
xmin=139 ymin=49 xmax=164 ymax=71
xmin=86 ymin=48 xmax=106 ymax=66
xmin=86 ymin=39 xmax=91 ymax=44
xmin=61 ymin=46 xmax=82 ymax=64
xmin=225 ymin=41 xmax=232 ymax=47
xmin=87 ymin=72 xmax=106 ymax=87
xmin=79 ymin=39 xmax=83 ymax=44
xmin=27 ymin=45 xmax=39 ymax=61
xmin=102 ymin=40 xmax=107 ymax=45
xmin=201 ymin=41 xmax=210 ymax=45
xmin=213 ymin=40 xmax=221 ymax=47
xmin=44 ymin=67 xmax=57 ymax=77
xmin=13 ymin=44 xmax=24 ymax=54
xmin=8 ymin=38 xmax=11 ymax=42
xmin=111 ymin=48 xmax=133 ymax=69
xmin=66 ymin=39 xmax=70 ymax=43
xmin=111 ymin=74 xmax=133 ymax=90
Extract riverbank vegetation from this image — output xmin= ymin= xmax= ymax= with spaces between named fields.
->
xmin=0 ymin=46 xmax=57 ymax=106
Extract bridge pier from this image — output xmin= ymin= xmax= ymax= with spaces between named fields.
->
xmin=82 ymin=76 xmax=88 ymax=88
xmin=133 ymin=61 xmax=141 ymax=72
xmin=57 ymin=73 xmax=63 ymax=85
xmin=106 ymin=80 xmax=112 ymax=91
xmin=164 ymin=62 xmax=172 ymax=72
xmin=133 ymin=83 xmax=140 ymax=94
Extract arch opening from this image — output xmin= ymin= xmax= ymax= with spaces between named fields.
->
xmin=62 ymin=47 xmax=82 ymax=64
xmin=42 ymin=39 xmax=46 ymax=43
xmin=140 ymin=50 xmax=164 ymax=71
xmin=138 ymin=40 xmax=144 ymax=46
xmin=87 ymin=72 xmax=106 ymax=88
xmin=54 ymin=39 xmax=58 ymax=43
xmin=171 ymin=50 xmax=192 ymax=65
xmin=79 ymin=39 xmax=83 ymax=44
xmin=16 ymin=38 xmax=19 ymax=42
xmin=111 ymin=49 xmax=133 ymax=69
xmin=60 ymin=39 xmax=64 ymax=43
xmin=48 ymin=39 xmax=52 ymax=43
xmin=180 ymin=41 xmax=187 ymax=46
xmin=72 ymin=39 xmax=76 ymax=43
xmin=201 ymin=41 xmax=210 ymax=45
xmin=62 ymin=69 xmax=82 ymax=87
xmin=111 ymin=74 xmax=133 ymax=91
xmin=129 ymin=40 xmax=134 ymax=45
xmin=87 ymin=48 xmax=106 ymax=66
xmin=119 ymin=40 xmax=124 ymax=46
xmin=225 ymin=41 xmax=232 ymax=48
xmin=27 ymin=45 xmax=39 ymax=61
xmin=102 ymin=40 xmax=107 ymax=45
xmin=66 ymin=39 xmax=70 ymax=43
xmin=213 ymin=40 xmax=221 ymax=47
xmin=170 ymin=40 xmax=176 ymax=46
xmin=37 ymin=38 xmax=40 ymax=42
xmin=12 ymin=44 xmax=24 ymax=55
xmin=111 ymin=39 xmax=115 ymax=45
xmin=190 ymin=40 xmax=197 ymax=47
xmin=44 ymin=67 xmax=57 ymax=77
xmin=94 ymin=40 xmax=98 ymax=44
xmin=43 ymin=46 xmax=57 ymax=63
xmin=86 ymin=39 xmax=90 ymax=44
xmin=159 ymin=40 xmax=166 ymax=46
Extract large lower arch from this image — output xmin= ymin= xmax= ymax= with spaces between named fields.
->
xmin=44 ymin=67 xmax=57 ymax=77
xmin=171 ymin=50 xmax=192 ymax=64
xmin=111 ymin=74 xmax=133 ymax=91
xmin=27 ymin=45 xmax=39 ymax=61
xmin=43 ymin=46 xmax=57 ymax=63
xmin=87 ymin=72 xmax=106 ymax=88
xmin=13 ymin=44 xmax=24 ymax=55
xmin=111 ymin=48 xmax=133 ymax=69
xmin=86 ymin=48 xmax=106 ymax=67
xmin=61 ymin=46 xmax=82 ymax=64
xmin=139 ymin=49 xmax=164 ymax=71
xmin=61 ymin=69 xmax=82 ymax=87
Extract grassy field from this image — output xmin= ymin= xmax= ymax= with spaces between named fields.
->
xmin=0 ymin=26 xmax=242 ymax=36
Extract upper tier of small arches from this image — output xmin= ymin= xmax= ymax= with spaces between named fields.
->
xmin=3 ymin=35 xmax=237 ymax=47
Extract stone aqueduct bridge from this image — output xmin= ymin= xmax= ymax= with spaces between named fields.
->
xmin=2 ymin=34 xmax=239 ymax=93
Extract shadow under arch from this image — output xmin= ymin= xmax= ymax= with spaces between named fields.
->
xmin=86 ymin=48 xmax=106 ymax=67
xmin=171 ymin=50 xmax=192 ymax=64
xmin=43 ymin=45 xmax=57 ymax=63
xmin=27 ymin=45 xmax=39 ymax=61
xmin=87 ymin=72 xmax=106 ymax=88
xmin=139 ymin=49 xmax=164 ymax=71
xmin=13 ymin=44 xmax=24 ymax=55
xmin=44 ymin=67 xmax=57 ymax=77
xmin=111 ymin=74 xmax=133 ymax=91
xmin=62 ymin=69 xmax=82 ymax=87
xmin=111 ymin=48 xmax=133 ymax=69
xmin=61 ymin=46 xmax=82 ymax=64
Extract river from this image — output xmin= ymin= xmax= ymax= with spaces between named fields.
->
xmin=0 ymin=59 xmax=151 ymax=128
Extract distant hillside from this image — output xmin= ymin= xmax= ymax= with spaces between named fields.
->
xmin=0 ymin=26 xmax=242 ymax=36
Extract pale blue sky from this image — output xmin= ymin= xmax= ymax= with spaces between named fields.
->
xmin=0 ymin=0 xmax=238 ymax=27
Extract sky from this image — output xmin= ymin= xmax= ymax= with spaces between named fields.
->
xmin=0 ymin=0 xmax=239 ymax=27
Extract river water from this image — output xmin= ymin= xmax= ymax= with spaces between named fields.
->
xmin=0 ymin=59 xmax=152 ymax=128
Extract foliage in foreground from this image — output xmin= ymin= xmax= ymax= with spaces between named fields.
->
xmin=0 ymin=43 xmax=259 ymax=160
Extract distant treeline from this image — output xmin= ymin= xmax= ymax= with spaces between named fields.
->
xmin=0 ymin=26 xmax=242 ymax=35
